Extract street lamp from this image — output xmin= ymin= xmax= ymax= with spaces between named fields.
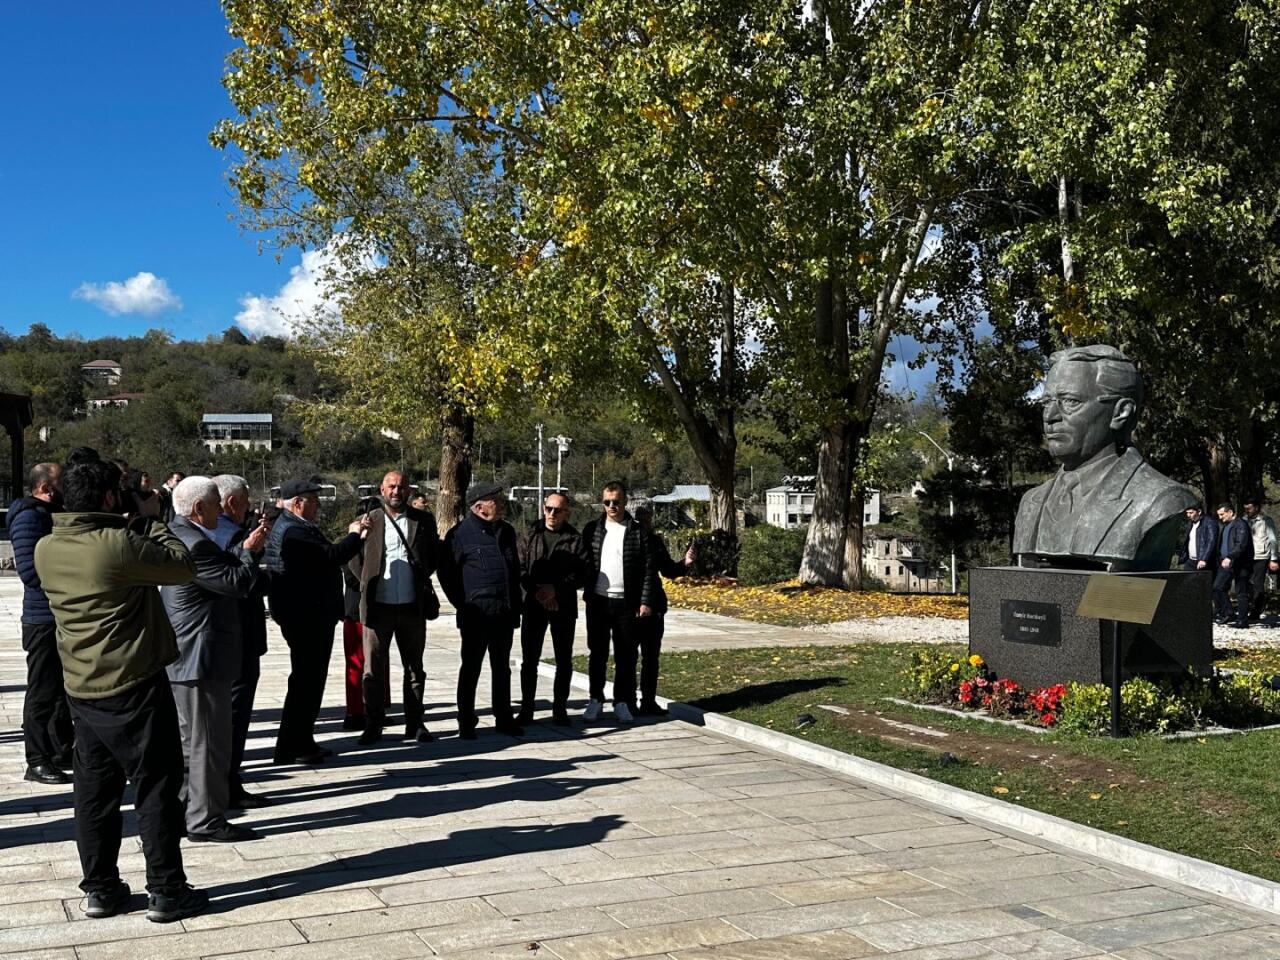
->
xmin=550 ymin=434 xmax=572 ymax=491
xmin=918 ymin=431 xmax=958 ymax=595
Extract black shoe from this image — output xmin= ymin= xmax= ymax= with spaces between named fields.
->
xmin=358 ymin=726 xmax=383 ymax=746
xmin=147 ymin=884 xmax=209 ymax=923
xmin=187 ymin=823 xmax=261 ymax=843
xmin=494 ymin=721 xmax=525 ymax=737
xmin=84 ymin=880 xmax=131 ymax=918
xmin=342 ymin=715 xmax=365 ymax=731
xmin=405 ymin=724 xmax=434 ymax=742
xmin=229 ymin=791 xmax=272 ymax=810
xmin=276 ymin=747 xmax=327 ymax=765
xmin=458 ymin=727 xmax=478 ymax=741
xmin=516 ymin=707 xmax=535 ymax=725
xmin=24 ymin=763 xmax=70 ymax=785
xmin=638 ymin=702 xmax=669 ymax=717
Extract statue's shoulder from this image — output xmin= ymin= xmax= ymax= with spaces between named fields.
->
xmin=1126 ymin=453 xmax=1197 ymax=517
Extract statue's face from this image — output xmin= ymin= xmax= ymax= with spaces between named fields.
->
xmin=1042 ymin=361 xmax=1118 ymax=469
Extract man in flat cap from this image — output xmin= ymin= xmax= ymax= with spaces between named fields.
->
xmin=438 ymin=482 xmax=523 ymax=739
xmin=263 ymin=479 xmax=370 ymax=763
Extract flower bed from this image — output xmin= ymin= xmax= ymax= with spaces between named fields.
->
xmin=903 ymin=649 xmax=1280 ymax=735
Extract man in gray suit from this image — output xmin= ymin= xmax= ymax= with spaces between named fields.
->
xmin=162 ymin=477 xmax=266 ymax=843
xmin=1013 ymin=345 xmax=1196 ymax=571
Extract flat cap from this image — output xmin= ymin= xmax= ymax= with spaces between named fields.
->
xmin=466 ymin=481 xmax=505 ymax=505
xmin=280 ymin=478 xmax=323 ymax=499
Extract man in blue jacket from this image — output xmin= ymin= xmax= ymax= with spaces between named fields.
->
xmin=9 ymin=462 xmax=72 ymax=785
xmin=439 ymin=481 xmax=523 ymax=740
xmin=1178 ymin=504 xmax=1219 ymax=573
xmin=1215 ymin=503 xmax=1253 ymax=627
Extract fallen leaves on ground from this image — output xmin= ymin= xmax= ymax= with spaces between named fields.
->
xmin=665 ymin=577 xmax=969 ymax=626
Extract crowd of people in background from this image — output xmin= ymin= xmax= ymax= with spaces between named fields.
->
xmin=1180 ymin=499 xmax=1279 ymax=628
xmin=8 ymin=450 xmax=692 ymax=924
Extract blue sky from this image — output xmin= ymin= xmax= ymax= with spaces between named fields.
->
xmin=0 ymin=4 xmax=307 ymax=342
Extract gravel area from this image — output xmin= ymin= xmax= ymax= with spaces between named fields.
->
xmin=801 ymin=615 xmax=968 ymax=643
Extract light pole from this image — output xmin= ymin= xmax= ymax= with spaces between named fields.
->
xmin=535 ymin=423 xmax=545 ymax=507
xmin=918 ymin=431 xmax=958 ymax=595
xmin=550 ymin=434 xmax=572 ymax=491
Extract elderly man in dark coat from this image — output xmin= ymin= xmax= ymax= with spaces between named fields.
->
xmin=162 ymin=477 xmax=266 ymax=843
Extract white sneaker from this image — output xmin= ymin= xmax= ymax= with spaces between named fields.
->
xmin=613 ymin=702 xmax=634 ymax=724
xmin=583 ymin=699 xmax=602 ymax=722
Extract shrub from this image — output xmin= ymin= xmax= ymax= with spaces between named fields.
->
xmin=1058 ymin=682 xmax=1111 ymax=735
xmin=660 ymin=528 xmax=742 ymax=578
xmin=737 ymin=525 xmax=808 ymax=586
xmin=906 ymin=651 xmax=985 ymax=704
xmin=984 ymin=678 xmax=1024 ymax=719
xmin=1027 ymin=684 xmax=1067 ymax=726
xmin=1214 ymin=673 xmax=1280 ymax=728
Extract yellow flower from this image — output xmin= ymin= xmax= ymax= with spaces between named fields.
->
xmin=949 ymin=663 xmax=960 ymax=673
xmin=969 ymin=654 xmax=984 ymax=667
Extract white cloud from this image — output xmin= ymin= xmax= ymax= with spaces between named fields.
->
xmin=235 ymin=247 xmax=341 ymax=337
xmin=73 ymin=271 xmax=182 ymax=316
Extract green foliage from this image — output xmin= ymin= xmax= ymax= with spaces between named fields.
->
xmin=736 ymin=525 xmax=808 ymax=587
xmin=903 ymin=650 xmax=984 ymax=704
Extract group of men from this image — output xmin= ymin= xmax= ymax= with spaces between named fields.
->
xmin=1180 ymin=499 xmax=1279 ymax=627
xmin=11 ymin=453 xmax=690 ymax=925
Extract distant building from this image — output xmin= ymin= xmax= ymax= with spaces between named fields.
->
xmin=86 ymin=392 xmax=144 ymax=413
xmin=651 ymin=484 xmax=711 ymax=504
xmin=80 ymin=359 xmax=122 ymax=386
xmin=862 ymin=525 xmax=941 ymax=591
xmin=765 ymin=477 xmax=880 ymax=530
xmin=201 ymin=413 xmax=272 ymax=452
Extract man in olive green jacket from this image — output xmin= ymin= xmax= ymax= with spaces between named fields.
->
xmin=35 ymin=459 xmax=208 ymax=924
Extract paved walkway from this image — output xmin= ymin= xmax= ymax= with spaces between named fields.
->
xmin=4 ymin=575 xmax=1280 ymax=959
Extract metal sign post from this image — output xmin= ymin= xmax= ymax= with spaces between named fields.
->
xmin=1077 ymin=575 xmax=1167 ymax=737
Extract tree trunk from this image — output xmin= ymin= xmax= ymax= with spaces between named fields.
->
xmin=800 ymin=422 xmax=855 ymax=586
xmin=436 ymin=402 xmax=474 ymax=535
xmin=708 ymin=456 xmax=737 ymax=535
xmin=1206 ymin=435 xmax=1231 ymax=512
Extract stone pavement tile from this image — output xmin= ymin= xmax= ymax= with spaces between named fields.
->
xmin=858 ymin=824 xmax=1003 ymax=852
xmin=605 ymin=888 xmax=790 ymax=927
xmin=727 ymin=898 xmax=913 ymax=938
xmin=797 ymin=815 xmax=963 ymax=840
xmin=487 ymin=876 xmax=672 ymax=916
xmin=0 ymin=879 xmax=83 ymax=908
xmin=292 ymin=894 xmax=497 ymax=941
xmin=423 ymin=844 xmax=614 ymax=877
xmin=670 ymin=929 xmax=882 ymax=960
xmin=877 ymin=888 xmax=984 ymax=916
xmin=732 ymin=780 xmax=877 ymax=800
xmin=769 ymin=872 xmax=941 ymax=906
xmin=637 ymin=751 xmax=764 ymax=771
xmin=543 ymin=852 xmax=716 ymax=886
xmin=1110 ymin=925 xmax=1280 ymax=959
xmin=0 ymin=864 xmax=60 ymax=889
xmin=954 ymin=867 xmax=1145 ymax=908
xmin=913 ymin=851 xmax=1090 ymax=882
xmin=0 ymin=950 xmax=75 ymax=960
xmin=786 ymin=799 xmax=948 ymax=824
xmin=695 ymin=840 xmax=852 ymax=869
xmin=655 ymin=861 xmax=823 ymax=896
xmin=539 ymin=917 xmax=753 ymax=960
xmin=215 ymin=929 xmax=429 ymax=960
xmin=1056 ymin=905 xmax=1262 ymax=952
xmin=726 ymin=825 xmax=817 ymax=845
xmin=182 ymin=887 xmax=387 ymax=930
xmin=0 ymin=897 xmax=68 ymax=927
xmin=866 ymin=944 xmax=1004 ymax=960
xmin=860 ymin=841 xmax=1035 ymax=872
xmin=418 ymin=905 xmax=623 ymax=954
xmin=0 ymin=910 xmax=169 ymax=953
xmin=1028 ymin=885 xmax=1203 ymax=923
xmin=624 ymin=814 xmax=782 ymax=837
xmin=978 ymin=928 xmax=1103 ymax=960
xmin=848 ymin=908 xmax=1040 ymax=952
xmin=374 ymin=866 xmax=559 ymax=907
xmin=801 ymin=854 xmax=895 ymax=878
xmin=74 ymin=919 xmax=305 ymax=960
xmin=592 ymin=831 xmax=752 ymax=860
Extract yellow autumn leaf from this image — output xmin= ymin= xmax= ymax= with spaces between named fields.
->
xmin=992 ymin=786 xmax=1009 ymax=794
xmin=1089 ymin=793 xmax=1102 ymax=800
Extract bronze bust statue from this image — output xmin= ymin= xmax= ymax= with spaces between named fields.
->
xmin=1013 ymin=345 xmax=1196 ymax=571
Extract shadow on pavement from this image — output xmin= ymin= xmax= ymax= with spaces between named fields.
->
xmin=683 ymin=676 xmax=846 ymax=715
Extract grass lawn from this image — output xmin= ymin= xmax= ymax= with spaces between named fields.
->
xmin=665 ymin=578 xmax=968 ymax=627
xmin=580 ymin=641 xmax=1280 ymax=882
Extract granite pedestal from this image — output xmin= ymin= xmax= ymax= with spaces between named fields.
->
xmin=968 ymin=567 xmax=1213 ymax=691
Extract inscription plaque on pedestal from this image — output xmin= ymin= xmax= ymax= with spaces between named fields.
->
xmin=1000 ymin=600 xmax=1062 ymax=647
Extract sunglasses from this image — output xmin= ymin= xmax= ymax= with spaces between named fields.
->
xmin=544 ymin=506 xmax=567 ymax=514
xmin=603 ymin=499 xmax=623 ymax=507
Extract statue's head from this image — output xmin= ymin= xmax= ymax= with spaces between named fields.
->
xmin=1041 ymin=345 xmax=1142 ymax=470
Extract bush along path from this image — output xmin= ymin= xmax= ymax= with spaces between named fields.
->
xmin=604 ymin=642 xmax=1280 ymax=883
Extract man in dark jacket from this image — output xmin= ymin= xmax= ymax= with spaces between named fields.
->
xmin=162 ymin=477 xmax=265 ymax=843
xmin=1178 ymin=504 xmax=1219 ymax=573
xmin=1214 ymin=503 xmax=1253 ymax=627
xmin=438 ymin=481 xmax=523 ymax=739
xmin=633 ymin=506 xmax=695 ymax=717
xmin=9 ymin=462 xmax=73 ymax=785
xmin=517 ymin=491 xmax=590 ymax=725
xmin=36 ymin=459 xmax=206 ymax=923
xmin=210 ymin=475 xmax=273 ymax=809
xmin=348 ymin=470 xmax=439 ymax=744
xmin=264 ymin=478 xmax=369 ymax=764
xmin=580 ymin=481 xmax=657 ymax=724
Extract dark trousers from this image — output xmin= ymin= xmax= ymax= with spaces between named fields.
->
xmin=363 ymin=602 xmax=427 ymax=729
xmin=585 ymin=595 xmax=638 ymax=707
xmin=1213 ymin=559 xmax=1253 ymax=624
xmin=519 ymin=604 xmax=576 ymax=711
xmin=229 ymin=649 xmax=260 ymax=795
xmin=68 ymin=671 xmax=186 ymax=895
xmin=457 ymin=611 xmax=514 ymax=729
xmin=274 ymin=619 xmax=335 ymax=759
xmin=1249 ymin=560 xmax=1272 ymax=620
xmin=22 ymin=621 xmax=73 ymax=766
xmin=638 ymin=614 xmax=665 ymax=706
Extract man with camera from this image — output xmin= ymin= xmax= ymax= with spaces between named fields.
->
xmin=36 ymin=459 xmax=207 ymax=922
xmin=348 ymin=470 xmax=440 ymax=744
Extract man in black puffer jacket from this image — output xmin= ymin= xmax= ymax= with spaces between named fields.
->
xmin=8 ymin=462 xmax=73 ymax=785
xmin=439 ymin=482 xmax=523 ymax=739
